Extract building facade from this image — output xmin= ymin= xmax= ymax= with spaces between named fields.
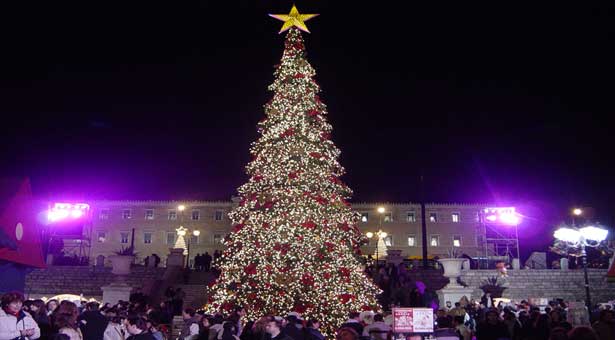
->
xmin=79 ymin=200 xmax=489 ymax=265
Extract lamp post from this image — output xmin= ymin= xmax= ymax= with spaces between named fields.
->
xmin=572 ymin=208 xmax=583 ymax=227
xmin=176 ymin=226 xmax=200 ymax=268
xmin=553 ymin=224 xmax=608 ymax=310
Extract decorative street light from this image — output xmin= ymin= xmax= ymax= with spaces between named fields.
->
xmin=176 ymin=226 xmax=201 ymax=268
xmin=572 ymin=207 xmax=583 ymax=226
xmin=553 ymin=223 xmax=609 ymax=310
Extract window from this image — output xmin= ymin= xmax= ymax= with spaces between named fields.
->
xmin=97 ymin=231 xmax=106 ymax=243
xmin=213 ymin=234 xmax=224 ymax=244
xmin=384 ymin=212 xmax=393 ymax=222
xmin=215 ymin=210 xmax=224 ymax=221
xmin=452 ymin=213 xmax=460 ymax=223
xmin=122 ymin=209 xmax=131 ymax=220
xmin=430 ymin=235 xmax=440 ymax=247
xmin=168 ymin=211 xmax=177 ymax=220
xmin=166 ymin=232 xmax=176 ymax=245
xmin=429 ymin=213 xmax=437 ymax=223
xmin=99 ymin=209 xmax=109 ymax=220
xmin=453 ymin=235 xmax=462 ymax=247
xmin=145 ymin=209 xmax=154 ymax=220
xmin=406 ymin=212 xmax=416 ymax=223
xmin=384 ymin=235 xmax=393 ymax=246
xmin=192 ymin=210 xmax=200 ymax=221
xmin=120 ymin=232 xmax=129 ymax=244
xmin=407 ymin=235 xmax=416 ymax=247
xmin=361 ymin=213 xmax=369 ymax=222
xmin=144 ymin=232 xmax=152 ymax=244
xmin=190 ymin=234 xmax=199 ymax=245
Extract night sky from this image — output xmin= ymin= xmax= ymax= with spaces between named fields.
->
xmin=2 ymin=1 xmax=615 ymax=243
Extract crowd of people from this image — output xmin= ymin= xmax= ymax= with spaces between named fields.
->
xmin=2 ymin=286 xmax=614 ymax=340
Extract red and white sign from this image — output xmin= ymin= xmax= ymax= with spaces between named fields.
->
xmin=392 ymin=308 xmax=434 ymax=333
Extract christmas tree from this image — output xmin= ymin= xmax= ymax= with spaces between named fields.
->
xmin=205 ymin=6 xmax=380 ymax=333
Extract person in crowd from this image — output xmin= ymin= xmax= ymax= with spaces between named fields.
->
xmin=340 ymin=312 xmax=363 ymax=335
xmin=173 ymin=289 xmax=186 ymax=316
xmin=592 ymin=310 xmax=615 ymax=340
xmin=550 ymin=310 xmax=573 ymax=333
xmin=228 ymin=307 xmax=246 ymax=337
xmin=157 ymin=302 xmax=172 ymax=325
xmin=78 ymin=302 xmax=108 ymax=340
xmin=567 ymin=326 xmax=599 ymax=340
xmin=0 ymin=291 xmax=40 ymax=340
xmin=433 ymin=316 xmax=459 ymax=340
xmin=549 ymin=327 xmax=568 ymax=340
xmin=362 ymin=314 xmax=390 ymax=340
xmin=197 ymin=315 xmax=211 ymax=340
xmin=304 ymin=319 xmax=324 ymax=340
xmin=476 ymin=308 xmax=509 ymax=340
xmin=453 ymin=315 xmax=471 ymax=340
xmin=249 ymin=316 xmax=271 ymax=340
xmin=46 ymin=300 xmax=59 ymax=317
xmin=30 ymin=299 xmax=51 ymax=340
xmin=125 ymin=317 xmax=155 ymax=340
xmin=179 ymin=308 xmax=199 ymax=340
xmin=530 ymin=311 xmax=550 ymax=340
xmin=502 ymin=310 xmax=522 ymax=340
xmin=203 ymin=252 xmax=212 ymax=272
xmin=54 ymin=301 xmax=82 ymax=340
xmin=208 ymin=314 xmax=224 ymax=340
xmin=220 ymin=322 xmax=240 ymax=340
xmin=103 ymin=309 xmax=125 ymax=340
xmin=265 ymin=318 xmax=292 ymax=340
xmin=282 ymin=315 xmax=304 ymax=340
xmin=146 ymin=319 xmax=164 ymax=340
xmin=335 ymin=327 xmax=358 ymax=340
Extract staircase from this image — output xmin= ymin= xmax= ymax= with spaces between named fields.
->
xmin=178 ymin=271 xmax=218 ymax=309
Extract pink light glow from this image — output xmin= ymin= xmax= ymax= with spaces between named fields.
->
xmin=484 ymin=207 xmax=520 ymax=226
xmin=47 ymin=202 xmax=90 ymax=222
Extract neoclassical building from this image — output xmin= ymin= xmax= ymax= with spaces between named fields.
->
xmin=67 ymin=199 xmax=489 ymax=266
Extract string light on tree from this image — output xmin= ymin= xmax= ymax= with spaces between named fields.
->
xmin=205 ymin=6 xmax=380 ymax=335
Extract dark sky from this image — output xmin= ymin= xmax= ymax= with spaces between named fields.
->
xmin=1 ymin=2 xmax=615 ymax=232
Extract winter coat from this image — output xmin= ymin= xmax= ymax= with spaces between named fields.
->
xmin=104 ymin=322 xmax=125 ymax=340
xmin=0 ymin=308 xmax=41 ymax=340
xmin=58 ymin=327 xmax=83 ymax=340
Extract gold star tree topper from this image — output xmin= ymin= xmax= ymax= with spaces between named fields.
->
xmin=269 ymin=5 xmax=319 ymax=33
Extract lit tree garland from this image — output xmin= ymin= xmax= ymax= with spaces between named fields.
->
xmin=204 ymin=22 xmax=380 ymax=334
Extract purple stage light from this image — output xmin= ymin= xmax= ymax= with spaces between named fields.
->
xmin=483 ymin=207 xmax=520 ymax=226
xmin=47 ymin=202 xmax=90 ymax=222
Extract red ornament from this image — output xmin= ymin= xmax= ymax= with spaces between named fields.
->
xmin=293 ymin=73 xmax=305 ymax=79
xmin=247 ymin=293 xmax=257 ymax=300
xmin=324 ymin=242 xmax=336 ymax=252
xmin=262 ymin=222 xmax=270 ymax=229
xmin=361 ymin=305 xmax=374 ymax=311
xmin=308 ymin=109 xmax=319 ymax=116
xmin=320 ymin=132 xmax=331 ymax=140
xmin=309 ymin=152 xmax=322 ymax=159
xmin=301 ymin=221 xmax=316 ymax=229
xmin=288 ymin=172 xmax=298 ymax=179
xmin=253 ymin=175 xmax=263 ymax=182
xmin=323 ymin=272 xmax=331 ymax=279
xmin=249 ymin=281 xmax=258 ymax=288
xmin=339 ymin=223 xmax=351 ymax=231
xmin=339 ymin=267 xmax=351 ymax=277
xmin=338 ymin=293 xmax=355 ymax=304
xmin=300 ymin=273 xmax=314 ymax=286
xmin=244 ymin=263 xmax=257 ymax=275
xmin=233 ymin=224 xmax=244 ymax=232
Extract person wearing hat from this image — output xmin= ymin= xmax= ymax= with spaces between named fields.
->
xmin=476 ymin=309 xmax=509 ymax=340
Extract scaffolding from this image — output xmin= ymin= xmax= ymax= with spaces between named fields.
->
xmin=476 ymin=207 xmax=521 ymax=267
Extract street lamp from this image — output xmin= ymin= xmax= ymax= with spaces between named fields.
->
xmin=553 ymin=224 xmax=609 ymax=310
xmin=176 ymin=226 xmax=200 ymax=268
xmin=572 ymin=208 xmax=583 ymax=227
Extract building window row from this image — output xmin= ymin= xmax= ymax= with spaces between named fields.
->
xmin=360 ymin=211 xmax=463 ymax=223
xmin=99 ymin=208 xmax=226 ymax=221
xmin=97 ymin=230 xmax=225 ymax=246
